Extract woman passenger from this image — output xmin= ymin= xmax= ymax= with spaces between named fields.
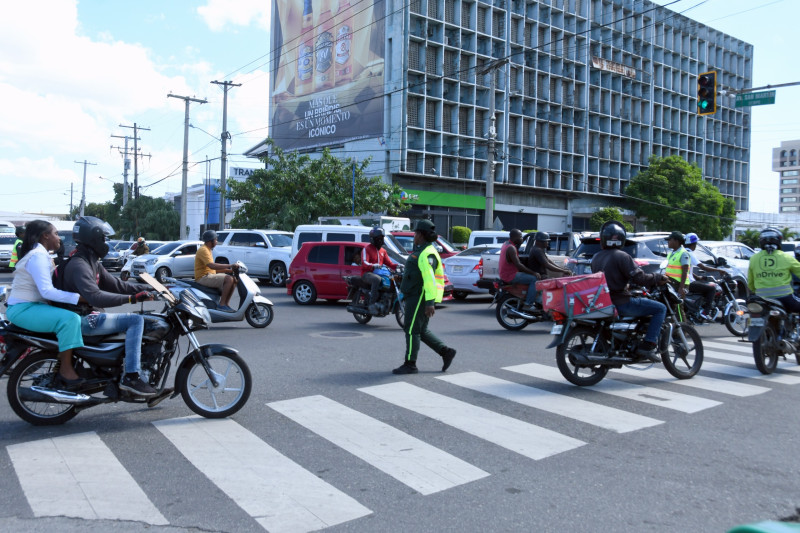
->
xmin=6 ymin=220 xmax=85 ymax=385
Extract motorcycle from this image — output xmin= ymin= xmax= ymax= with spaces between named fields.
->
xmin=492 ymin=280 xmax=548 ymax=330
xmin=344 ymin=266 xmax=405 ymax=327
xmin=548 ymin=281 xmax=704 ymax=386
xmin=165 ymin=262 xmax=274 ymax=328
xmin=1 ymin=273 xmax=252 ymax=425
xmin=675 ymin=273 xmax=749 ymax=336
xmin=747 ymin=295 xmax=800 ymax=374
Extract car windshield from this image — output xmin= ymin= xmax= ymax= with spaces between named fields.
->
xmin=393 ymin=235 xmax=414 ymax=253
xmin=460 ymin=246 xmax=494 ymax=256
xmin=267 ymin=234 xmax=293 ymax=247
xmin=574 ymin=241 xmax=638 ymax=259
xmin=437 ymin=236 xmax=456 ymax=253
xmin=151 ymin=242 xmax=181 ymax=255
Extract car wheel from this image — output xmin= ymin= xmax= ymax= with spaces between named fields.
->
xmin=269 ymin=262 xmax=287 ymax=287
xmin=453 ymin=291 xmax=468 ymax=300
xmin=292 ymin=281 xmax=317 ymax=305
xmin=155 ymin=267 xmax=171 ymax=283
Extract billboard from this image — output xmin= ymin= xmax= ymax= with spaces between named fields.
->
xmin=270 ymin=0 xmax=385 ymax=151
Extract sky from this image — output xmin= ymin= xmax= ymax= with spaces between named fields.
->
xmin=0 ymin=0 xmax=797 ymax=216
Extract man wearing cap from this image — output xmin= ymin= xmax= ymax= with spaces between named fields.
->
xmin=527 ymin=232 xmax=571 ymax=279
xmin=392 ymin=219 xmax=457 ymax=375
xmin=684 ymin=232 xmax=727 ymax=321
xmin=665 ymin=231 xmax=691 ymax=299
xmin=195 ymin=230 xmax=237 ymax=312
xmin=498 ymin=229 xmax=541 ymax=312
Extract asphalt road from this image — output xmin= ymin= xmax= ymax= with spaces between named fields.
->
xmin=0 ymin=272 xmax=798 ymax=533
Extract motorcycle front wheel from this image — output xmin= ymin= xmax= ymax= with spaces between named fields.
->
xmin=395 ymin=301 xmax=405 ymax=328
xmin=753 ymin=324 xmax=780 ymax=375
xmin=180 ymin=353 xmax=252 ymax=418
xmin=496 ymin=295 xmax=529 ymax=331
xmin=7 ymin=351 xmax=78 ymax=426
xmin=660 ymin=323 xmax=703 ymax=379
xmin=724 ymin=303 xmax=749 ymax=337
xmin=555 ymin=326 xmax=609 ymax=386
xmin=245 ymin=302 xmax=274 ymax=328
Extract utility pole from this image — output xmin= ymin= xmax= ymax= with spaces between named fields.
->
xmin=74 ymin=160 xmax=97 ymax=218
xmin=110 ymin=134 xmax=133 ymax=206
xmin=120 ymin=123 xmax=151 ymax=199
xmin=211 ymin=80 xmax=240 ymax=230
xmin=476 ymin=58 xmax=508 ymax=230
xmin=168 ymin=93 xmax=207 ymax=239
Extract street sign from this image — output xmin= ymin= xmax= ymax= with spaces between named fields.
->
xmin=735 ymin=90 xmax=776 ymax=107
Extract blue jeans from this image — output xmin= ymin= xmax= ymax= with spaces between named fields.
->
xmin=511 ymin=272 xmax=539 ymax=306
xmin=81 ymin=313 xmax=145 ymax=375
xmin=616 ymin=297 xmax=667 ymax=344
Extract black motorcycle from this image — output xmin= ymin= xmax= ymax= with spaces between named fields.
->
xmin=549 ymin=282 xmax=704 ymax=386
xmin=676 ymin=274 xmax=749 ymax=336
xmin=747 ymin=295 xmax=800 ymax=374
xmin=344 ymin=267 xmax=405 ymax=328
xmin=1 ymin=279 xmax=251 ymax=426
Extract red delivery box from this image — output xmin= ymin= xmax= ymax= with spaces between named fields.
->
xmin=536 ymin=272 xmax=614 ymax=319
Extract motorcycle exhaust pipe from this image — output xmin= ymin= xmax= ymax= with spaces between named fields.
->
xmin=507 ymin=308 xmax=538 ymax=320
xmin=346 ymin=305 xmax=369 ymax=314
xmin=25 ymin=386 xmax=93 ymax=404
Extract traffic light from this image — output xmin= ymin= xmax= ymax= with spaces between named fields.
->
xmin=697 ymin=71 xmax=717 ymax=115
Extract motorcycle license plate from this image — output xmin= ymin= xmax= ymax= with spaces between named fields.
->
xmin=749 ymin=317 xmax=764 ymax=327
xmin=550 ymin=324 xmax=563 ymax=335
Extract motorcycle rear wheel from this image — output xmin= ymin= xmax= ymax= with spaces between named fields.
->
xmin=245 ymin=302 xmax=274 ymax=328
xmin=661 ymin=323 xmax=703 ymax=379
xmin=180 ymin=353 xmax=252 ymax=418
xmin=395 ymin=301 xmax=405 ymax=328
xmin=724 ymin=303 xmax=749 ymax=337
xmin=753 ymin=325 xmax=780 ymax=375
xmin=352 ymin=292 xmax=372 ymax=324
xmin=7 ymin=351 xmax=78 ymax=426
xmin=496 ymin=295 xmax=529 ymax=331
xmin=555 ymin=326 xmax=609 ymax=386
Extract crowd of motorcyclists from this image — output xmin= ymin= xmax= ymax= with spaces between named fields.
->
xmin=3 ymin=215 xmax=800 ymax=391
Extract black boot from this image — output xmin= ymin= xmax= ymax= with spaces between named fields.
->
xmin=440 ymin=347 xmax=457 ymax=371
xmin=392 ymin=362 xmax=418 ymax=375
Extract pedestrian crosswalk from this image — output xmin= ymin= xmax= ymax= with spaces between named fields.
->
xmin=5 ymin=335 xmax=800 ymax=532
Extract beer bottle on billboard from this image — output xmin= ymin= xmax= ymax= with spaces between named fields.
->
xmin=314 ymin=3 xmax=335 ymax=91
xmin=296 ymin=0 xmax=314 ymax=95
xmin=334 ymin=0 xmax=353 ymax=86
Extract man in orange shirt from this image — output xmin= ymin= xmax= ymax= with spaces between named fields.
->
xmin=194 ymin=230 xmax=237 ymax=312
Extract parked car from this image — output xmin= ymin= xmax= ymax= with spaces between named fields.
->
xmin=287 ymin=241 xmax=453 ymax=305
xmin=701 ymin=240 xmax=756 ymax=273
xmin=130 ymin=240 xmax=203 ymax=283
xmin=101 ymin=240 xmax=135 ymax=270
xmin=444 ymin=244 xmax=502 ymax=299
xmin=0 ymin=233 xmax=17 ymax=270
xmin=212 ymin=229 xmax=293 ymax=286
xmin=391 ymin=231 xmax=459 ymax=259
xmin=290 ymin=224 xmax=405 ymax=259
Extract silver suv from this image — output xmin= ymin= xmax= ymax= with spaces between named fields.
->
xmin=213 ymin=229 xmax=293 ymax=286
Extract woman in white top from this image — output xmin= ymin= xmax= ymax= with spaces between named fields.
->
xmin=6 ymin=220 xmax=84 ymax=385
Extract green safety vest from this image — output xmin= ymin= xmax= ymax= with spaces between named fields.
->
xmin=9 ymin=238 xmax=22 ymax=268
xmin=665 ymin=246 xmax=689 ymax=286
xmin=418 ymin=245 xmax=445 ymax=304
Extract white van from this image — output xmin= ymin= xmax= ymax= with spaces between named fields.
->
xmin=467 ymin=230 xmax=510 ymax=248
xmin=291 ymin=224 xmax=404 ymax=259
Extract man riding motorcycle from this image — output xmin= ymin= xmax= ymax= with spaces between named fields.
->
xmin=498 ymin=229 xmax=541 ymax=312
xmin=362 ymin=227 xmax=399 ymax=315
xmin=684 ymin=232 xmax=727 ymax=321
xmin=590 ymin=221 xmax=668 ymax=362
xmin=54 ymin=216 xmax=156 ymax=396
xmin=748 ymin=227 xmax=800 ymax=312
xmin=527 ymin=231 xmax=571 ymax=279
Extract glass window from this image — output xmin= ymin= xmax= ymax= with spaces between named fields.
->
xmin=782 ymin=197 xmax=798 ymax=203
xmin=782 ymin=188 xmax=796 ymax=194
xmin=153 ymin=242 xmax=181 ymax=255
xmin=266 ymin=234 xmax=293 ymax=247
xmin=473 ymin=236 xmax=494 ymax=245
xmin=307 ymin=244 xmax=339 ymax=264
xmin=297 ymin=232 xmax=323 ymax=248
xmin=782 ymin=206 xmax=799 ymax=212
xmin=0 ymin=235 xmax=15 ymax=244
xmin=216 ymin=232 xmax=229 ymax=243
xmin=178 ymin=244 xmax=198 ymax=255
xmin=360 ymin=234 xmax=371 ymax=243
xmin=328 ymin=232 xmax=356 ymax=242
xmin=782 ymin=179 xmax=799 ymax=185
xmin=230 ymin=233 xmax=264 ymax=247
xmin=783 ymin=170 xmax=799 ymax=177
xmin=693 ymin=245 xmax=714 ymax=265
xmin=643 ymin=238 xmax=668 ymax=257
xmin=739 ymin=246 xmax=754 ymax=260
xmin=394 ymin=235 xmax=415 ymax=252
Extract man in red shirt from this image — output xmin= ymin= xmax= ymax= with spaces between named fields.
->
xmin=498 ymin=229 xmax=541 ymax=311
xmin=362 ymin=227 xmax=399 ymax=314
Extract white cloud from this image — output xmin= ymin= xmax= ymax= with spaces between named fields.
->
xmin=197 ymin=0 xmax=271 ymax=31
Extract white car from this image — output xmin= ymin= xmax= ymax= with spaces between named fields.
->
xmin=130 ymin=240 xmax=203 ymax=283
xmin=443 ymin=244 xmax=502 ymax=299
xmin=213 ymin=229 xmax=293 ymax=286
xmin=700 ymin=240 xmax=756 ymax=273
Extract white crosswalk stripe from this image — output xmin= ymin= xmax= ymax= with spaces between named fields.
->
xmin=611 ymin=364 xmax=770 ymax=397
xmin=153 ymin=416 xmax=372 ymax=533
xmin=698 ymin=360 xmax=800 ymax=384
xmin=704 ymin=340 xmax=800 ymax=373
xmin=437 ymin=372 xmax=663 ymax=433
xmin=7 ymin=431 xmax=168 ymax=525
xmin=504 ymin=363 xmax=722 ymax=413
xmin=360 ymin=381 xmax=586 ymax=460
xmin=268 ymin=394 xmax=489 ymax=495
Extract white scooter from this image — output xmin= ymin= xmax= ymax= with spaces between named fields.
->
xmin=165 ymin=262 xmax=274 ymax=328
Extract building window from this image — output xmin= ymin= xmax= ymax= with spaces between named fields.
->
xmin=782 ymin=197 xmax=798 ymax=203
xmin=782 ymin=188 xmax=797 ymax=194
xmin=782 ymin=206 xmax=799 ymax=212
xmin=783 ymin=170 xmax=799 ymax=177
xmin=783 ymin=179 xmax=799 ymax=185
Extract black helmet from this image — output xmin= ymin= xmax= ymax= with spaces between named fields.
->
xmin=759 ymin=227 xmax=782 ymax=253
xmin=202 ymin=229 xmax=217 ymax=243
xmin=369 ymin=227 xmax=385 ymax=248
xmin=534 ymin=232 xmax=550 ymax=242
xmin=73 ymin=216 xmax=114 ymax=257
xmin=599 ymin=221 xmax=626 ymax=250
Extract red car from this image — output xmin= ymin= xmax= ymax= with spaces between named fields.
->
xmin=287 ymin=241 xmax=453 ymax=305
xmin=390 ymin=231 xmax=459 ymax=259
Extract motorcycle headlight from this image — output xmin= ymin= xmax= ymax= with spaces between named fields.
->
xmin=747 ymin=302 xmax=763 ymax=314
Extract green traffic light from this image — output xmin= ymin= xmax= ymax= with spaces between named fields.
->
xmin=699 ymin=100 xmax=709 ymax=109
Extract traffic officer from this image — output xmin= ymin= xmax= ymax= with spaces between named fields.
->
xmin=664 ymin=231 xmax=690 ymax=298
xmin=392 ymin=219 xmax=457 ymax=375
xmin=748 ymin=227 xmax=800 ymax=312
xmin=9 ymin=226 xmax=24 ymax=270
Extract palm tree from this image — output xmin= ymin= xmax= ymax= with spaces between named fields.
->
xmin=738 ymin=229 xmax=760 ymax=249
xmin=780 ymin=227 xmax=799 ymax=242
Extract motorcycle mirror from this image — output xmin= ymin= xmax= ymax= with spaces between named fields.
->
xmin=659 ymin=260 xmax=668 ymax=269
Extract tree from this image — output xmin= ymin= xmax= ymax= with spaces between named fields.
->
xmin=589 ymin=207 xmax=633 ymax=232
xmin=226 ymin=139 xmax=405 ymax=231
xmin=115 ymin=195 xmax=180 ymax=240
xmin=738 ymin=229 xmax=760 ymax=249
xmin=70 ymin=183 xmax=127 ymax=231
xmin=625 ymin=155 xmax=735 ymax=239
xmin=779 ymin=227 xmax=799 ymax=242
